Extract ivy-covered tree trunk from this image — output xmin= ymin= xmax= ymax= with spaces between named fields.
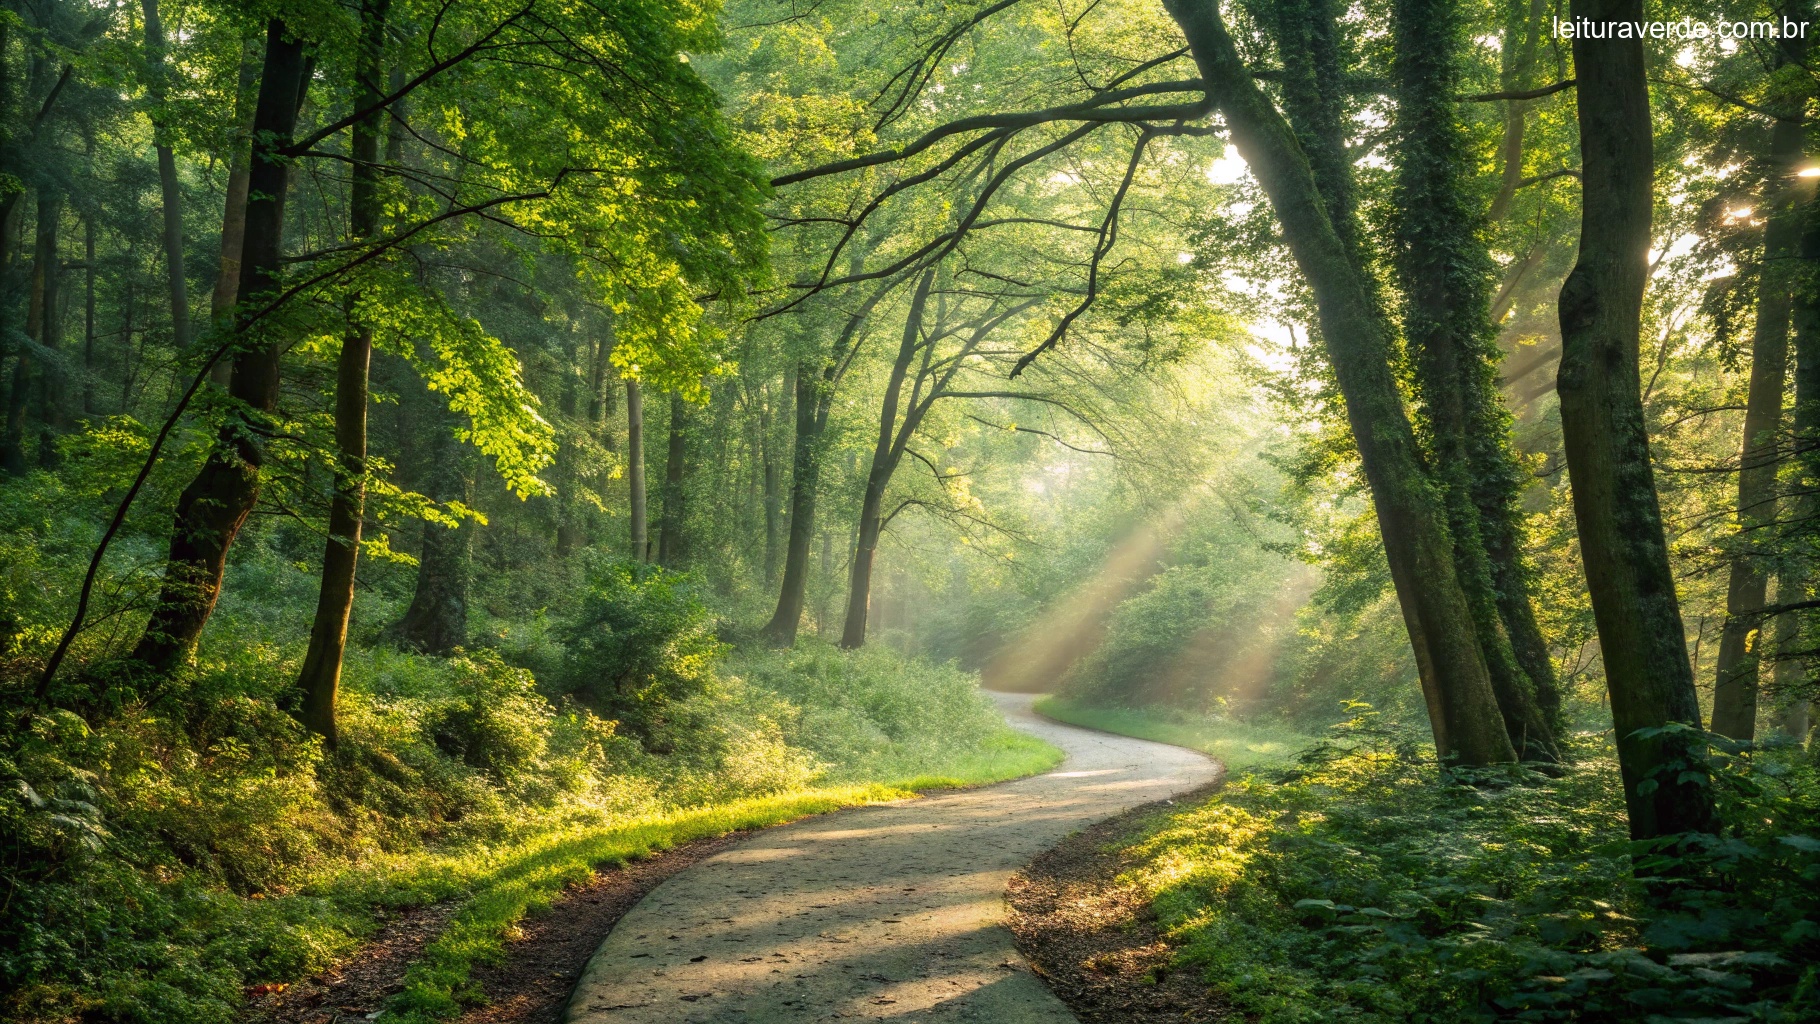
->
xmin=657 ymin=392 xmax=687 ymax=566
xmin=1391 ymin=0 xmax=1561 ymax=762
xmin=298 ymin=0 xmax=389 ymax=747
xmin=626 ymin=377 xmax=647 ymax=561
xmin=140 ymin=0 xmax=189 ymax=353
xmin=129 ymin=22 xmax=309 ymax=673
xmin=1165 ymin=0 xmax=1516 ymax=765
xmin=1554 ymin=0 xmax=1717 ymax=838
xmin=839 ymin=271 xmax=932 ymax=650
xmin=1711 ymin=111 xmax=1809 ymax=740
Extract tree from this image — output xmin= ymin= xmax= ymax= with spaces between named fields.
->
xmin=297 ymin=0 xmax=391 ymax=747
xmin=762 ymin=278 xmax=895 ymax=645
xmin=657 ymin=392 xmax=688 ymax=565
xmin=138 ymin=0 xmax=190 ymax=354
xmin=1162 ymin=0 xmax=1517 ymax=764
xmin=1391 ymin=0 xmax=1561 ymax=761
xmin=128 ymin=18 xmax=310 ymax=674
xmin=1710 ymin=29 xmax=1812 ymax=742
xmin=627 ymin=378 xmax=648 ymax=561
xmin=1554 ymin=0 xmax=1716 ymax=839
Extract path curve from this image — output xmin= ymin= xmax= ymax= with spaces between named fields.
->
xmin=564 ymin=692 xmax=1219 ymax=1023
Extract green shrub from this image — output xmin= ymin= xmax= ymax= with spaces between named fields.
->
xmin=424 ymin=653 xmax=552 ymax=781
xmin=731 ymin=640 xmax=1058 ymax=785
xmin=554 ymin=560 xmax=724 ymax=748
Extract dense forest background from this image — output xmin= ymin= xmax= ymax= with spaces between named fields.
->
xmin=1 ymin=0 xmax=1817 ymax=1021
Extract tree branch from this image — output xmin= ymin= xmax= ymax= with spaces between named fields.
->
xmin=770 ymin=81 xmax=1208 ymax=187
xmin=1462 ymin=79 xmax=1575 ymax=102
xmin=1012 ymin=126 xmax=1152 ymax=377
xmin=283 ymin=3 xmax=534 ymax=156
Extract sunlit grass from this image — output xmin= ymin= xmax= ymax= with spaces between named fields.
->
xmin=1032 ymin=695 xmax=1315 ymax=772
xmin=374 ymin=728 xmax=1060 ymax=1022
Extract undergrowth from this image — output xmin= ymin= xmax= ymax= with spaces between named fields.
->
xmin=1 ymin=558 xmax=1055 ymax=1024
xmin=1117 ymin=712 xmax=1820 ymax=1023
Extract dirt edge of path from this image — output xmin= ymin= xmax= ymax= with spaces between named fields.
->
xmin=240 ymin=830 xmax=751 ymax=1024
xmin=1006 ymin=779 xmax=1233 ymax=1024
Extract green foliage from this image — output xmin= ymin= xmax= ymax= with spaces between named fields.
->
xmin=733 ymin=640 xmax=1064 ymax=784
xmin=554 ymin=560 xmax=725 ymax=747
xmin=0 ymin=566 xmax=1054 ymax=1024
xmin=1118 ymin=714 xmax=1820 ymax=1024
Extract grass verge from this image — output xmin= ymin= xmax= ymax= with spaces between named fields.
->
xmin=1032 ymin=696 xmax=1313 ymax=772
xmin=375 ymin=728 xmax=1061 ymax=1021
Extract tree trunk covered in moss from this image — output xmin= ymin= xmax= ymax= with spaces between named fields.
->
xmin=1554 ymin=0 xmax=1717 ymax=838
xmin=1390 ymin=0 xmax=1561 ymax=763
xmin=1165 ymin=0 xmax=1516 ymax=765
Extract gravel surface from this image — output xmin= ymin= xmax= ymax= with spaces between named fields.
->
xmin=563 ymin=692 xmax=1220 ymax=1023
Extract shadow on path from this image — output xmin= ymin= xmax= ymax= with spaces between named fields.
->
xmin=563 ymin=693 xmax=1220 ymax=1023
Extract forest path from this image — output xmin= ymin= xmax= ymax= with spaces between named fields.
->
xmin=563 ymin=692 xmax=1219 ymax=1024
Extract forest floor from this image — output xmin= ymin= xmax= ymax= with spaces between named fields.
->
xmin=1005 ymin=787 xmax=1231 ymax=1023
xmin=560 ymin=693 xmax=1219 ymax=1023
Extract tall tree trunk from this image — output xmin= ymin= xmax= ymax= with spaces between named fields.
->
xmin=765 ymin=363 xmax=824 ymax=644
xmin=588 ymin=319 xmax=616 ymax=442
xmin=626 ymin=377 xmax=647 ymax=561
xmin=763 ymin=282 xmax=893 ymax=645
xmin=1488 ymin=0 xmax=1546 ymax=224
xmin=1711 ymin=115 xmax=1808 ymax=740
xmin=1779 ymin=128 xmax=1820 ymax=745
xmin=128 ymin=21 xmax=309 ymax=673
xmin=397 ymin=405 xmax=474 ymax=655
xmin=83 ymin=209 xmax=95 ymax=416
xmin=1554 ymin=0 xmax=1716 ymax=838
xmin=840 ymin=271 xmax=933 ymax=650
xmin=141 ymin=0 xmax=190 ymax=352
xmin=32 ymin=187 xmax=62 ymax=468
xmin=297 ymin=0 xmax=388 ymax=747
xmin=2 ymin=189 xmax=57 ymax=475
xmin=1392 ymin=0 xmax=1560 ymax=763
xmin=762 ymin=369 xmax=791 ymax=588
xmin=656 ymin=392 xmax=686 ymax=565
xmin=1166 ymin=0 xmax=1517 ymax=765
xmin=208 ymin=29 xmax=260 ymax=368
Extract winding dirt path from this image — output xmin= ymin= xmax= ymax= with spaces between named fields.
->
xmin=563 ymin=692 xmax=1219 ymax=1023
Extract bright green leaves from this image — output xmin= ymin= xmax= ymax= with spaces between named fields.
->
xmin=351 ymin=274 xmax=556 ymax=499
